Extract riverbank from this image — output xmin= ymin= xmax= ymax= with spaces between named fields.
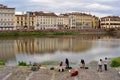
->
xmin=0 ymin=29 xmax=108 ymax=37
xmin=2 ymin=28 xmax=120 ymax=37
xmin=0 ymin=66 xmax=119 ymax=80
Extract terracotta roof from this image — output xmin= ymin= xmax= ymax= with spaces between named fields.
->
xmin=59 ymin=14 xmax=69 ymax=16
xmin=34 ymin=11 xmax=57 ymax=16
xmin=15 ymin=14 xmax=26 ymax=16
xmin=0 ymin=4 xmax=15 ymax=9
xmin=101 ymin=16 xmax=120 ymax=19
xmin=15 ymin=14 xmax=35 ymax=17
xmin=0 ymin=4 xmax=7 ymax=8
xmin=92 ymin=16 xmax=99 ymax=19
xmin=65 ymin=12 xmax=92 ymax=16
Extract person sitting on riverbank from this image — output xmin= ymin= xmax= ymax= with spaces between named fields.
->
xmin=58 ymin=61 xmax=64 ymax=72
xmin=31 ymin=63 xmax=41 ymax=71
xmin=80 ymin=59 xmax=85 ymax=69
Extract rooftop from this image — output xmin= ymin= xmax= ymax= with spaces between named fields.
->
xmin=101 ymin=16 xmax=120 ymax=19
xmin=65 ymin=12 xmax=92 ymax=16
xmin=34 ymin=11 xmax=57 ymax=16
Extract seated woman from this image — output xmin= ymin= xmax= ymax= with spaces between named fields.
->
xmin=31 ymin=64 xmax=41 ymax=71
xmin=80 ymin=59 xmax=85 ymax=69
xmin=58 ymin=61 xmax=64 ymax=72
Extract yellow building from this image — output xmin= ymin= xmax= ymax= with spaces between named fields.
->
xmin=0 ymin=4 xmax=15 ymax=30
xmin=14 ymin=12 xmax=35 ymax=30
xmin=92 ymin=16 xmax=100 ymax=28
xmin=101 ymin=16 xmax=120 ymax=28
xmin=66 ymin=12 xmax=93 ymax=28
xmin=14 ymin=14 xmax=27 ymax=30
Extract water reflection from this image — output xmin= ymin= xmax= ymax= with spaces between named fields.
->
xmin=16 ymin=37 xmax=93 ymax=54
xmin=0 ymin=35 xmax=120 ymax=65
xmin=0 ymin=40 xmax=16 ymax=61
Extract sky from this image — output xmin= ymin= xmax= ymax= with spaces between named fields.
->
xmin=0 ymin=0 xmax=120 ymax=17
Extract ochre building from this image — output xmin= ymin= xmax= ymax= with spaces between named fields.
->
xmin=14 ymin=12 xmax=35 ymax=30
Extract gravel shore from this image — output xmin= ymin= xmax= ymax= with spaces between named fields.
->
xmin=0 ymin=66 xmax=120 ymax=80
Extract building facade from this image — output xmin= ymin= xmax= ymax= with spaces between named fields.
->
xmin=35 ymin=11 xmax=58 ymax=30
xmin=92 ymin=16 xmax=100 ymax=28
xmin=57 ymin=14 xmax=69 ymax=29
xmin=101 ymin=16 xmax=120 ymax=28
xmin=14 ymin=12 xmax=35 ymax=30
xmin=14 ymin=14 xmax=27 ymax=30
xmin=26 ymin=12 xmax=36 ymax=30
xmin=67 ymin=12 xmax=93 ymax=29
xmin=0 ymin=4 xmax=15 ymax=30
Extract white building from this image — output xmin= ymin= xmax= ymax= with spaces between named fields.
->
xmin=101 ymin=16 xmax=120 ymax=28
xmin=35 ymin=11 xmax=58 ymax=30
xmin=0 ymin=4 xmax=15 ymax=30
xmin=57 ymin=14 xmax=69 ymax=29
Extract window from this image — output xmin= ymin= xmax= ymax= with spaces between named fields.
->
xmin=21 ymin=17 xmax=23 ymax=20
xmin=17 ymin=21 xmax=19 ymax=24
xmin=17 ymin=17 xmax=19 ymax=20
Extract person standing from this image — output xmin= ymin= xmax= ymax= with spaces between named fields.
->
xmin=65 ymin=58 xmax=69 ymax=69
xmin=98 ymin=59 xmax=103 ymax=72
xmin=104 ymin=57 xmax=108 ymax=71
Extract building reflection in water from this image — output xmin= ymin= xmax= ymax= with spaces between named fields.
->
xmin=15 ymin=36 xmax=98 ymax=54
xmin=0 ymin=35 xmax=117 ymax=65
xmin=0 ymin=40 xmax=16 ymax=62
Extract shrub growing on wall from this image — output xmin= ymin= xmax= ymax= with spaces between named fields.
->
xmin=0 ymin=61 xmax=5 ymax=65
xmin=110 ymin=57 xmax=120 ymax=67
xmin=18 ymin=61 xmax=27 ymax=66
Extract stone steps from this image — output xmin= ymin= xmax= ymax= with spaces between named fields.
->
xmin=0 ymin=66 xmax=119 ymax=80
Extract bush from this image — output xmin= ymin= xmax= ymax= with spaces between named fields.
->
xmin=110 ymin=57 xmax=120 ymax=67
xmin=14 ymin=32 xmax=19 ymax=36
xmin=0 ymin=61 xmax=5 ymax=65
xmin=18 ymin=61 xmax=27 ymax=66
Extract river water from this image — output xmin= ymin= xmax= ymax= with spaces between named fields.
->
xmin=0 ymin=35 xmax=120 ymax=66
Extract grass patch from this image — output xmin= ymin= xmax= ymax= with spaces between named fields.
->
xmin=40 ymin=61 xmax=76 ymax=66
xmin=0 ymin=61 xmax=5 ymax=66
xmin=110 ymin=57 xmax=120 ymax=67
xmin=53 ymin=32 xmax=79 ymax=35
xmin=0 ymin=31 xmax=79 ymax=37
xmin=18 ymin=61 xmax=27 ymax=66
xmin=40 ymin=61 xmax=59 ymax=65
xmin=89 ymin=61 xmax=98 ymax=67
xmin=17 ymin=61 xmax=76 ymax=66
